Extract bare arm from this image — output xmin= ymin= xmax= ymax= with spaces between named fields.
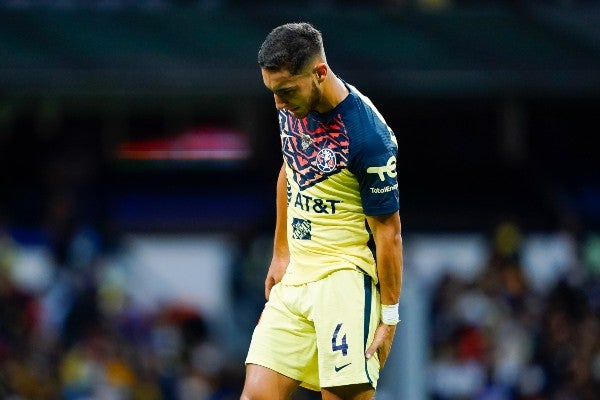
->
xmin=265 ymin=162 xmax=290 ymax=300
xmin=364 ymin=211 xmax=403 ymax=367
xmin=368 ymin=212 xmax=402 ymax=305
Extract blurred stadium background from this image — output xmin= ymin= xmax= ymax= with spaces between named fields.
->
xmin=1 ymin=0 xmax=600 ymax=399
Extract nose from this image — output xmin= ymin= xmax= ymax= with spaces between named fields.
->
xmin=274 ymin=93 xmax=287 ymax=110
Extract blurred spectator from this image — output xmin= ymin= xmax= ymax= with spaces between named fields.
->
xmin=428 ymin=221 xmax=600 ymax=400
xmin=4 ymin=206 xmax=600 ymax=398
xmin=0 ymin=200 xmax=239 ymax=400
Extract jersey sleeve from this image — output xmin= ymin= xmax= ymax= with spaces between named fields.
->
xmin=349 ymin=124 xmax=400 ymax=216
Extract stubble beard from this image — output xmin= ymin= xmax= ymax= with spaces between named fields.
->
xmin=292 ymin=81 xmax=322 ymax=119
xmin=307 ymin=80 xmax=322 ymax=114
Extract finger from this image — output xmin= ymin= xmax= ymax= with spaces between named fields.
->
xmin=377 ymin=326 xmax=396 ymax=368
xmin=365 ymin=325 xmax=386 ymax=359
xmin=265 ymin=277 xmax=274 ymax=300
xmin=366 ymin=323 xmax=395 ymax=360
xmin=365 ymin=340 xmax=379 ymax=360
xmin=378 ymin=343 xmax=391 ymax=368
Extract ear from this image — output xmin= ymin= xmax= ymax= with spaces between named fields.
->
xmin=313 ymin=63 xmax=328 ymax=83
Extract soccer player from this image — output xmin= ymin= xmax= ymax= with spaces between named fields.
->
xmin=241 ymin=22 xmax=403 ymax=400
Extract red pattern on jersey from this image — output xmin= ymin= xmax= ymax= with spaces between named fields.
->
xmin=280 ymin=111 xmax=349 ymax=189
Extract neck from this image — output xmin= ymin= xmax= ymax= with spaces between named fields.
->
xmin=315 ymin=73 xmax=349 ymax=114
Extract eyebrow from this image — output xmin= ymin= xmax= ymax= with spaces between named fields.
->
xmin=273 ymin=85 xmax=296 ymax=95
xmin=263 ymin=69 xmax=306 ymax=93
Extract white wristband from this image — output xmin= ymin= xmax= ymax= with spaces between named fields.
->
xmin=381 ymin=303 xmax=400 ymax=325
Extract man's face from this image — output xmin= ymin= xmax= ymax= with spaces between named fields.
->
xmin=261 ymin=67 xmax=321 ymax=119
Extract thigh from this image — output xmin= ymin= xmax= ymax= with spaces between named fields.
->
xmin=241 ymin=363 xmax=300 ymax=400
xmin=245 ymin=282 xmax=320 ymax=390
xmin=311 ymin=269 xmax=381 ymax=389
xmin=321 ymin=383 xmax=374 ymax=400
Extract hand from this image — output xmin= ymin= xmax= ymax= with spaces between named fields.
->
xmin=264 ymin=256 xmax=288 ymax=300
xmin=365 ymin=322 xmax=396 ymax=368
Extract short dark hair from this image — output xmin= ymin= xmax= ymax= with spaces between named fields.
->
xmin=258 ymin=22 xmax=325 ymax=75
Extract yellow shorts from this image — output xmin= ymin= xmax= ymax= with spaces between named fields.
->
xmin=245 ymin=268 xmax=381 ymax=391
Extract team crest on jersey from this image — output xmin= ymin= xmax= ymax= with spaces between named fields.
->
xmin=279 ymin=111 xmax=349 ymax=189
xmin=316 ymin=148 xmax=336 ymax=173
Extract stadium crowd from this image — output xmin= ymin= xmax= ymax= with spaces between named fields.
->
xmin=0 ymin=204 xmax=244 ymax=400
xmin=2 ymin=197 xmax=600 ymax=399
xmin=427 ymin=222 xmax=600 ymax=399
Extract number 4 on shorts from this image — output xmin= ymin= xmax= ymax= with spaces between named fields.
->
xmin=331 ymin=323 xmax=348 ymax=356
